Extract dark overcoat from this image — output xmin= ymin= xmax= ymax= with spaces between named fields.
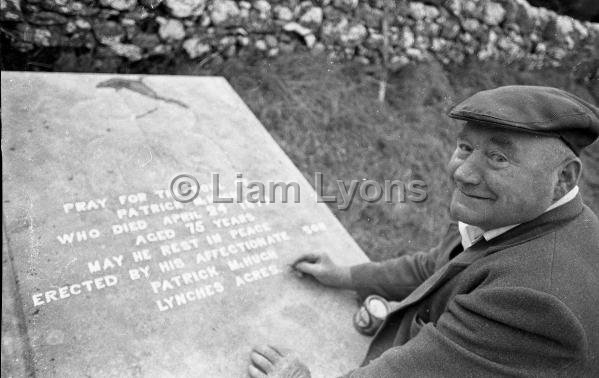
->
xmin=343 ymin=195 xmax=599 ymax=377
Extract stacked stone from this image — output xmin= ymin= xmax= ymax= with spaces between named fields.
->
xmin=0 ymin=0 xmax=597 ymax=70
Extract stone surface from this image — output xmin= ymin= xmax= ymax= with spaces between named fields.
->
xmin=283 ymin=21 xmax=316 ymax=47
xmin=210 ymin=0 xmax=239 ymax=25
xmin=0 ymin=0 xmax=23 ymax=21
xmin=157 ymin=17 xmax=186 ymax=40
xmin=182 ymin=36 xmax=210 ymax=58
xmin=273 ymin=5 xmax=293 ymax=21
xmin=2 ymin=0 xmax=598 ymax=70
xmin=400 ymin=26 xmax=415 ymax=48
xmin=109 ymin=42 xmax=143 ymax=60
xmin=26 ymin=10 xmax=68 ymax=25
xmin=93 ymin=20 xmax=125 ymax=45
xmin=164 ymin=0 xmax=206 ymax=18
xmin=483 ymin=2 xmax=506 ymax=26
xmin=2 ymin=232 xmax=32 ymax=378
xmin=132 ymin=31 xmax=160 ymax=49
xmin=1 ymin=72 xmax=370 ymax=378
xmin=462 ymin=17 xmax=481 ymax=33
xmin=100 ymin=0 xmax=137 ymax=11
xmin=252 ymin=0 xmax=270 ymax=15
xmin=299 ymin=6 xmax=323 ymax=27
xmin=333 ymin=0 xmax=358 ymax=12
xmin=409 ymin=2 xmax=439 ymax=20
xmin=340 ymin=23 xmax=367 ymax=46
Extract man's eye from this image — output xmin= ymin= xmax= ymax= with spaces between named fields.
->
xmin=458 ymin=143 xmax=472 ymax=152
xmin=489 ymin=152 xmax=508 ymax=163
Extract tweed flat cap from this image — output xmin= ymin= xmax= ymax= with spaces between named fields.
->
xmin=448 ymin=85 xmax=599 ymax=155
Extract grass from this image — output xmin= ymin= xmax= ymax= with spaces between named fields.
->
xmin=207 ymin=53 xmax=599 ymax=260
xmin=212 ymin=55 xmax=458 ymax=260
xmin=4 ymin=47 xmax=599 ymax=260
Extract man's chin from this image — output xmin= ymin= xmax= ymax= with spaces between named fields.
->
xmin=449 ymin=201 xmax=485 ymax=226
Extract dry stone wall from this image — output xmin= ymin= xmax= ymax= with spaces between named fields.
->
xmin=1 ymin=0 xmax=598 ymax=70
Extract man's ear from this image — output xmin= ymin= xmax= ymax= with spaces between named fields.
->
xmin=553 ymin=158 xmax=582 ymax=200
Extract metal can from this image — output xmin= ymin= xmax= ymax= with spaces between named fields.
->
xmin=353 ymin=295 xmax=390 ymax=336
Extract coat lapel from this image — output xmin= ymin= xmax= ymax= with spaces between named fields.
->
xmin=390 ymin=243 xmax=485 ymax=312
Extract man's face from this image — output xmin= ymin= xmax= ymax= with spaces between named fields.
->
xmin=448 ymin=123 xmax=559 ymax=230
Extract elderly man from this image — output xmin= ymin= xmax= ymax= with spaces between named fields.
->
xmin=248 ymin=86 xmax=599 ymax=377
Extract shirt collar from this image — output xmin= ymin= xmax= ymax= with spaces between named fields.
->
xmin=458 ymin=186 xmax=579 ymax=250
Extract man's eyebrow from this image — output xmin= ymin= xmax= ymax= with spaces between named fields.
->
xmin=456 ymin=131 xmax=468 ymax=140
xmin=456 ymin=132 xmax=518 ymax=152
xmin=489 ymin=135 xmax=516 ymax=149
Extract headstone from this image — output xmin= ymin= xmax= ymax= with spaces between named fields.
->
xmin=1 ymin=72 xmax=370 ymax=377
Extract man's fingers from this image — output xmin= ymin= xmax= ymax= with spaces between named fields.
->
xmin=269 ymin=345 xmax=291 ymax=357
xmin=290 ymin=253 xmax=320 ymax=269
xmin=248 ymin=364 xmax=267 ymax=378
xmin=253 ymin=345 xmax=282 ymax=362
xmin=292 ymin=261 xmax=319 ymax=276
xmin=249 ymin=346 xmax=310 ymax=378
xmin=250 ymin=351 xmax=274 ymax=374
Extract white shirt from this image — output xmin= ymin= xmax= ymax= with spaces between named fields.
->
xmin=458 ymin=186 xmax=579 ymax=250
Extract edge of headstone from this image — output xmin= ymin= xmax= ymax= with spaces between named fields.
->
xmin=2 ymin=220 xmax=35 ymax=378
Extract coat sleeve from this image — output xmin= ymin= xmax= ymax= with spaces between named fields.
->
xmin=341 ymin=286 xmax=588 ymax=377
xmin=350 ymin=251 xmax=438 ymax=301
xmin=349 ymin=225 xmax=459 ymax=301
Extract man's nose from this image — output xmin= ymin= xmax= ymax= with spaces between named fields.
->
xmin=453 ymin=153 xmax=482 ymax=186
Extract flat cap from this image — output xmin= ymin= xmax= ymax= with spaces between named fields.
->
xmin=448 ymin=85 xmax=599 ymax=155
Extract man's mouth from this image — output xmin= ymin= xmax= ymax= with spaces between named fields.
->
xmin=457 ymin=188 xmax=493 ymax=200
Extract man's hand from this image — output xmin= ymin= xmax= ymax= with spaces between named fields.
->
xmin=291 ymin=253 xmax=353 ymax=289
xmin=248 ymin=345 xmax=311 ymax=378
